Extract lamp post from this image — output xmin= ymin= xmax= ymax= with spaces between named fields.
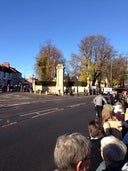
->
xmin=77 ymin=76 xmax=79 ymax=96
xmin=110 ymin=59 xmax=113 ymax=87
xmin=32 ymin=74 xmax=35 ymax=93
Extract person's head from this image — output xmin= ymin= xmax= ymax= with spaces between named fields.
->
xmin=112 ymin=91 xmax=117 ymax=96
xmin=114 ymin=101 xmax=124 ymax=114
xmin=102 ymin=104 xmax=115 ymax=122
xmin=88 ymin=119 xmax=105 ymax=138
xmin=100 ymin=136 xmax=127 ymax=164
xmin=54 ymin=132 xmax=90 ymax=171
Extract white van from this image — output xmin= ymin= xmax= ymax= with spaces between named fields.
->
xmin=102 ymin=87 xmax=113 ymax=95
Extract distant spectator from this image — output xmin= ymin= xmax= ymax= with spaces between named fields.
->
xmin=110 ymin=91 xmax=119 ymax=105
xmin=93 ymin=93 xmax=107 ymax=118
xmin=114 ymin=101 xmax=125 ymax=122
xmin=54 ymin=132 xmax=91 ymax=171
xmin=122 ymin=90 xmax=128 ymax=112
xmin=84 ymin=88 xmax=86 ymax=96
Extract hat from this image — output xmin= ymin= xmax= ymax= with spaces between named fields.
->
xmin=103 ymin=104 xmax=114 ymax=113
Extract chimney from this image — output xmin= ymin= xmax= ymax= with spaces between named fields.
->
xmin=3 ymin=62 xmax=10 ymax=68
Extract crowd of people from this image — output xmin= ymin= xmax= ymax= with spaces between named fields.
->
xmin=53 ymin=90 xmax=128 ymax=171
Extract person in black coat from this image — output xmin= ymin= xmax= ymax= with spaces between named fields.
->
xmin=109 ymin=91 xmax=119 ymax=105
xmin=87 ymin=119 xmax=105 ymax=171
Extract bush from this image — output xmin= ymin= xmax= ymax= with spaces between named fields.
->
xmin=35 ymin=80 xmax=56 ymax=86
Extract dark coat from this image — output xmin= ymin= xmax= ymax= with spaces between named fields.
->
xmin=89 ymin=138 xmax=103 ymax=171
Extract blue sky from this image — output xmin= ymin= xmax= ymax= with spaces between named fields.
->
xmin=0 ymin=0 xmax=128 ymax=78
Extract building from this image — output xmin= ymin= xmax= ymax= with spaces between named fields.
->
xmin=0 ymin=62 xmax=22 ymax=89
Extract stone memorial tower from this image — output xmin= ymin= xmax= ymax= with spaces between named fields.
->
xmin=56 ymin=64 xmax=64 ymax=95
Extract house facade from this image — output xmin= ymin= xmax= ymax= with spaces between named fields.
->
xmin=0 ymin=62 xmax=22 ymax=88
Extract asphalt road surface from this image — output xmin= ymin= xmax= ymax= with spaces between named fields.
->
xmin=0 ymin=92 xmax=96 ymax=171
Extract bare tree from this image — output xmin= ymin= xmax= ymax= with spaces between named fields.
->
xmin=69 ymin=53 xmax=81 ymax=77
xmin=112 ymin=56 xmax=127 ymax=86
xmin=69 ymin=35 xmax=116 ymax=87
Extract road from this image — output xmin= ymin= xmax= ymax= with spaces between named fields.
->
xmin=0 ymin=92 xmax=95 ymax=171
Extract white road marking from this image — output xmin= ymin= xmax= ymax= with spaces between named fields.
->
xmin=0 ymin=102 xmax=86 ymax=127
xmin=2 ymin=122 xmax=17 ymax=128
xmin=68 ymin=102 xmax=86 ymax=108
xmin=32 ymin=108 xmax=64 ymax=118
xmin=20 ymin=108 xmax=60 ymax=117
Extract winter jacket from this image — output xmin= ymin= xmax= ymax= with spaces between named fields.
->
xmin=103 ymin=119 xmax=122 ymax=140
xmin=104 ymin=160 xmax=128 ymax=171
xmin=96 ymin=160 xmax=128 ymax=171
xmin=93 ymin=95 xmax=107 ymax=106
